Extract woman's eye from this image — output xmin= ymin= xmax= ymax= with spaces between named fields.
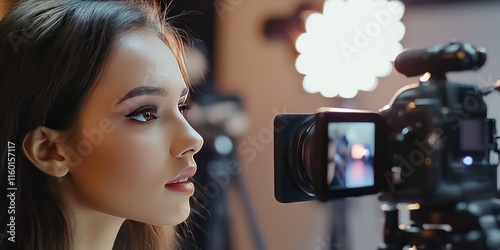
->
xmin=125 ymin=106 xmax=158 ymax=124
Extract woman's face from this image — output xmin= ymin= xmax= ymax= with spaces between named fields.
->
xmin=64 ymin=29 xmax=203 ymax=226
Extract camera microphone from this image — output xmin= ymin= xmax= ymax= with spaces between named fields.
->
xmin=395 ymin=42 xmax=486 ymax=77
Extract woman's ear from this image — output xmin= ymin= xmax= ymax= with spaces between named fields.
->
xmin=22 ymin=126 xmax=72 ymax=177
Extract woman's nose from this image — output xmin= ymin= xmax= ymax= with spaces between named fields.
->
xmin=171 ymin=116 xmax=204 ymax=158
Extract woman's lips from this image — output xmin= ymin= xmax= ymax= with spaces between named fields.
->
xmin=164 ymin=181 xmax=194 ymax=195
xmin=165 ymin=166 xmax=196 ymax=195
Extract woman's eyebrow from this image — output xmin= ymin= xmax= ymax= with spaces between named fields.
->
xmin=117 ymin=86 xmax=167 ymax=104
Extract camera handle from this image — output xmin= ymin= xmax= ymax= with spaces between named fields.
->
xmin=378 ymin=200 xmax=500 ymax=250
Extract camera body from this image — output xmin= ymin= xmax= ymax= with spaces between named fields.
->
xmin=274 ymin=42 xmax=500 ymax=206
xmin=378 ymin=79 xmax=498 ymax=205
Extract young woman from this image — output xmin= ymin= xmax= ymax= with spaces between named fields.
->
xmin=0 ymin=0 xmax=204 ymax=249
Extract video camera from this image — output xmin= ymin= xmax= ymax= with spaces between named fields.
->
xmin=274 ymin=42 xmax=500 ymax=249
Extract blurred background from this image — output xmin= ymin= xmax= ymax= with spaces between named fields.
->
xmin=2 ymin=0 xmax=500 ymax=249
xmin=165 ymin=0 xmax=500 ymax=249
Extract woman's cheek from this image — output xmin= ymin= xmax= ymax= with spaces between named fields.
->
xmin=98 ymin=131 xmax=168 ymax=183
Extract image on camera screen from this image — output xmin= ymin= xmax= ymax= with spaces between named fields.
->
xmin=327 ymin=122 xmax=375 ymax=190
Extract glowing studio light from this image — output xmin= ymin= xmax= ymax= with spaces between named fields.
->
xmin=295 ymin=0 xmax=406 ymax=98
xmin=419 ymin=72 xmax=432 ymax=82
xmin=214 ymin=135 xmax=233 ymax=155
xmin=351 ymin=143 xmax=369 ymax=160
xmin=462 ymin=156 xmax=473 ymax=166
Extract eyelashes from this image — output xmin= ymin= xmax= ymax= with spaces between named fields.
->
xmin=178 ymin=101 xmax=194 ymax=116
xmin=125 ymin=102 xmax=194 ymax=125
xmin=125 ymin=104 xmax=158 ymax=124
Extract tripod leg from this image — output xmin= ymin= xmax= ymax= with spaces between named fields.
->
xmin=379 ymin=203 xmax=404 ymax=250
xmin=328 ymin=200 xmax=349 ymax=250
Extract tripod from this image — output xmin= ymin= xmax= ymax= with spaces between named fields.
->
xmin=379 ymin=199 xmax=500 ymax=250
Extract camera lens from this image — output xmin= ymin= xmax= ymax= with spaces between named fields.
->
xmin=289 ymin=117 xmax=316 ymax=196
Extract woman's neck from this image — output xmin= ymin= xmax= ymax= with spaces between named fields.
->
xmin=58 ymin=178 xmax=125 ymax=250
xmin=70 ymin=207 xmax=124 ymax=250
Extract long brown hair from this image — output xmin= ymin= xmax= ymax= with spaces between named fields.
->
xmin=0 ymin=0 xmax=192 ymax=249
